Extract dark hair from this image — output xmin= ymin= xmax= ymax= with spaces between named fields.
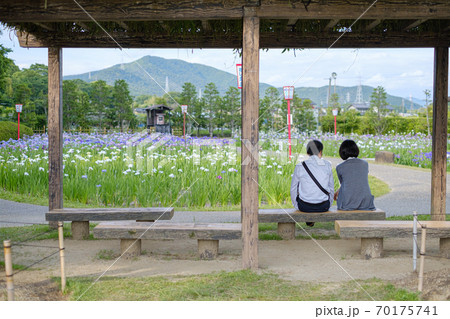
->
xmin=306 ymin=140 xmax=323 ymax=156
xmin=339 ymin=139 xmax=360 ymax=160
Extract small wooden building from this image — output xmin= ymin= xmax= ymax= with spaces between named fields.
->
xmin=145 ymin=104 xmax=171 ymax=134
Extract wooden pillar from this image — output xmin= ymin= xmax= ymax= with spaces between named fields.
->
xmin=431 ymin=47 xmax=448 ymax=221
xmin=241 ymin=7 xmax=259 ymax=270
xmin=48 ymin=47 xmax=63 ymax=224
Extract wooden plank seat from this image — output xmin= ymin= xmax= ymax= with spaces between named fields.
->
xmin=259 ymin=207 xmax=386 ymax=240
xmin=335 ymin=220 xmax=450 ymax=259
xmin=93 ymin=222 xmax=242 ymax=260
xmin=46 ymin=207 xmax=174 ymax=240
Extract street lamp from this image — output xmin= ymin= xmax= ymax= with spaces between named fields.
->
xmin=283 ymin=86 xmax=294 ymax=160
xmin=332 ymin=108 xmax=338 ymax=139
xmin=181 ymin=105 xmax=187 ymax=145
xmin=15 ymin=104 xmax=22 ymax=140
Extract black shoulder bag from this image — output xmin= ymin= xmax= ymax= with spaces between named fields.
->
xmin=302 ymin=161 xmax=330 ymax=196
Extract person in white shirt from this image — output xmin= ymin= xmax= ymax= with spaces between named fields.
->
xmin=290 ymin=140 xmax=334 ymax=222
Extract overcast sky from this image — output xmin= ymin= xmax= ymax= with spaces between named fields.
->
xmin=1 ymin=26 xmax=447 ymax=102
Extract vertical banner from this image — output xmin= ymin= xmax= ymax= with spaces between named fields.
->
xmin=236 ymin=64 xmax=243 ymax=89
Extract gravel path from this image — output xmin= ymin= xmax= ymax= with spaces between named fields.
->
xmin=1 ymin=159 xmax=449 ymax=226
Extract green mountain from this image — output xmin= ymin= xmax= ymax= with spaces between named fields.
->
xmin=64 ymin=55 xmax=271 ymax=97
xmin=64 ymin=55 xmax=421 ymax=109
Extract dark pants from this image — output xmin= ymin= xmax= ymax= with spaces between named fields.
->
xmin=297 ymin=197 xmax=330 ymax=212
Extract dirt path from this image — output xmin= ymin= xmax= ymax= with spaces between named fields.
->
xmin=1 ymin=235 xmax=449 ymax=301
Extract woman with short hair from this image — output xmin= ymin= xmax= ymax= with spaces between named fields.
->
xmin=334 ymin=139 xmax=375 ymax=211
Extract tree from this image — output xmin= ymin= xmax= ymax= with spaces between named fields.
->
xmin=259 ymin=87 xmax=281 ymax=132
xmin=112 ymin=79 xmax=134 ymax=131
xmin=294 ymin=98 xmax=317 ymax=132
xmin=223 ymin=86 xmax=241 ymax=136
xmin=424 ymin=89 xmax=431 ymax=136
xmin=89 ymin=80 xmax=111 ymax=129
xmin=368 ymin=86 xmax=389 ymax=134
xmin=203 ymin=82 xmax=220 ymax=137
xmin=180 ymin=83 xmax=197 ymax=134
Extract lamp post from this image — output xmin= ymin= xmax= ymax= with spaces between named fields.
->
xmin=283 ymin=86 xmax=294 ymax=160
xmin=15 ymin=104 xmax=22 ymax=140
xmin=332 ymin=108 xmax=338 ymax=139
xmin=181 ymin=105 xmax=187 ymax=145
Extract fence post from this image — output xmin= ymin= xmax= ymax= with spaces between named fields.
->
xmin=58 ymin=222 xmax=66 ymax=292
xmin=418 ymin=225 xmax=427 ymax=292
xmin=3 ymin=240 xmax=14 ymax=301
xmin=413 ymin=211 xmax=417 ymax=271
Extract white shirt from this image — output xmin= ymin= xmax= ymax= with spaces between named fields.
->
xmin=290 ymin=155 xmax=334 ymax=209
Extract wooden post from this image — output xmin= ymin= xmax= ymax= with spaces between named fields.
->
xmin=418 ymin=226 xmax=427 ymax=292
xmin=48 ymin=47 xmax=63 ymax=228
xmin=241 ymin=7 xmax=260 ymax=270
xmin=58 ymin=222 xmax=66 ymax=291
xmin=430 ymin=47 xmax=448 ymax=221
xmin=3 ymin=240 xmax=14 ymax=301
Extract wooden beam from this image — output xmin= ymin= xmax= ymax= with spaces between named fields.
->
xmin=1 ymin=0 xmax=449 ymax=22
xmin=431 ymin=47 xmax=448 ymax=221
xmin=403 ymin=19 xmax=428 ymax=31
xmin=365 ymin=19 xmax=382 ymax=31
xmin=324 ymin=19 xmax=340 ymax=31
xmin=241 ymin=6 xmax=259 ymax=270
xmin=48 ymin=47 xmax=63 ymax=220
xmin=16 ymin=30 xmax=450 ymax=49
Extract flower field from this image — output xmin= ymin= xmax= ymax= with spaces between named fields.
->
xmin=0 ymin=131 xmax=447 ymax=208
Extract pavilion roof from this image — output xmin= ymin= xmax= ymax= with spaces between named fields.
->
xmin=0 ymin=0 xmax=448 ymax=49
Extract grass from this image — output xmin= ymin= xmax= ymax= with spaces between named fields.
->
xmin=0 ymin=260 xmax=27 ymax=270
xmin=95 ymin=249 xmax=119 ymax=261
xmin=0 ymin=173 xmax=390 ymax=210
xmin=65 ymin=270 xmax=419 ymax=301
xmin=0 ymin=223 xmax=98 ymax=243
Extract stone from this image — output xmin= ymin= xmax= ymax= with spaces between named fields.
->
xmin=361 ymin=237 xmax=383 ymax=259
xmin=375 ymin=151 xmax=395 ymax=164
xmin=278 ymin=222 xmax=296 ymax=240
xmin=120 ymin=239 xmax=141 ymax=257
xmin=71 ymin=221 xmax=90 ymax=240
xmin=198 ymin=239 xmax=219 ymax=259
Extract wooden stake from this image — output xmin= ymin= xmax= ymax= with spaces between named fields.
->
xmin=48 ymin=47 xmax=63 ymax=229
xmin=430 ymin=47 xmax=448 ymax=221
xmin=241 ymin=6 xmax=260 ymax=270
xmin=418 ymin=225 xmax=427 ymax=292
xmin=3 ymin=240 xmax=14 ymax=301
xmin=58 ymin=222 xmax=66 ymax=292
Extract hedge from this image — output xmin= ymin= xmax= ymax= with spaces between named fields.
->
xmin=0 ymin=121 xmax=34 ymax=141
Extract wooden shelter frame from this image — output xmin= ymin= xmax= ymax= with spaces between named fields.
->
xmin=1 ymin=0 xmax=448 ymax=269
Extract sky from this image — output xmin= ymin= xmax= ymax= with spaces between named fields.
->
xmin=1 ymin=26 xmax=447 ymax=103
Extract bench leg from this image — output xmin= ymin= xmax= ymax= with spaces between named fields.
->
xmin=71 ymin=221 xmax=90 ymax=240
xmin=278 ymin=222 xmax=296 ymax=240
xmin=440 ymin=238 xmax=450 ymax=258
xmin=198 ymin=239 xmax=219 ymax=260
xmin=120 ymin=239 xmax=141 ymax=258
xmin=361 ymin=238 xmax=383 ymax=259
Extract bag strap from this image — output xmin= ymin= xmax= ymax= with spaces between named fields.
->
xmin=302 ymin=161 xmax=330 ymax=196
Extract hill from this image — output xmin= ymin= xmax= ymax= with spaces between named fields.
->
xmin=65 ymin=55 xmax=272 ymax=97
xmin=64 ymin=55 xmax=422 ymax=109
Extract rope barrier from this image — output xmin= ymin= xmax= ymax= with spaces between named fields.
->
xmin=12 ymin=249 xmax=60 ymax=276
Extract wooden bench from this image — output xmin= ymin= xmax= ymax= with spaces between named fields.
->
xmin=259 ymin=207 xmax=386 ymax=240
xmin=46 ymin=207 xmax=174 ymax=240
xmin=335 ymin=220 xmax=450 ymax=259
xmin=93 ymin=222 xmax=242 ymax=259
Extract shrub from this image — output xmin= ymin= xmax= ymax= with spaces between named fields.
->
xmin=0 ymin=121 xmax=34 ymax=141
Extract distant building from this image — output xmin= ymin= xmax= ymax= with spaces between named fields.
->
xmin=144 ymin=104 xmax=172 ymax=134
xmin=348 ymin=102 xmax=393 ymax=115
xmin=348 ymin=102 xmax=370 ymax=114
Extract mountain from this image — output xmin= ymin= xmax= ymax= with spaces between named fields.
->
xmin=289 ymin=85 xmax=423 ymax=109
xmin=64 ymin=55 xmax=422 ymax=109
xmin=64 ymin=55 xmax=271 ymax=97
